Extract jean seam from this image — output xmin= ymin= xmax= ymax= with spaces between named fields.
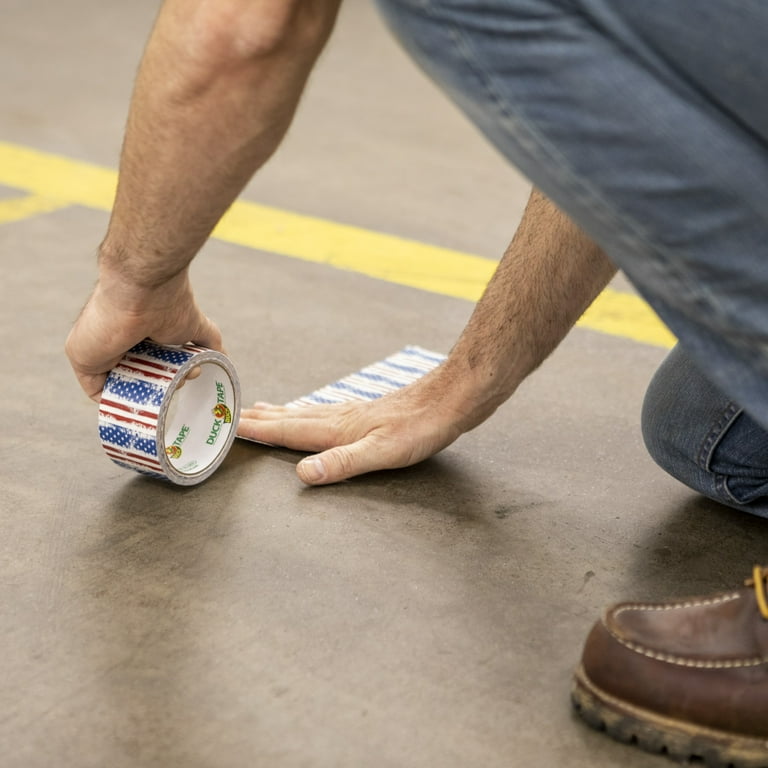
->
xmin=442 ymin=18 xmax=706 ymax=300
xmin=572 ymin=0 xmax=768 ymax=156
xmin=713 ymin=472 xmax=745 ymax=507
xmin=446 ymin=26 xmax=640 ymax=241
xmin=695 ymin=401 xmax=742 ymax=472
xmin=438 ymin=7 xmax=768 ymax=330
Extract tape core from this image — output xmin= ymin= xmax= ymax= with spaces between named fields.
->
xmin=161 ymin=361 xmax=237 ymax=478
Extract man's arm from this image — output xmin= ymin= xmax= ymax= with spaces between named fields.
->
xmin=65 ymin=0 xmax=342 ymax=399
xmin=238 ymin=188 xmax=617 ymax=484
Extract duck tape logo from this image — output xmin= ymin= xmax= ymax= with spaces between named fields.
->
xmin=207 ymin=382 xmax=232 ymax=446
xmin=166 ymin=424 xmax=190 ymax=459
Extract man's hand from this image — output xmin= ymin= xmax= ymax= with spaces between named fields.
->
xmin=237 ymin=189 xmax=617 ymax=486
xmin=65 ymin=0 xmax=341 ymax=401
xmin=65 ymin=269 xmax=222 ymax=401
xmin=237 ymin=372 xmax=471 ymax=485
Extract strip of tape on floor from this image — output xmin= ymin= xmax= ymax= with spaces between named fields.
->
xmin=286 ymin=345 xmax=446 ymax=407
xmin=236 ymin=346 xmax=446 ymax=448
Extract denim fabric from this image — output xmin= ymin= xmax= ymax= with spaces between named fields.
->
xmin=643 ymin=346 xmax=768 ymax=518
xmin=373 ymin=0 xmax=768 ymax=435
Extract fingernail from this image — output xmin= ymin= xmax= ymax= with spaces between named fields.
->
xmin=300 ymin=457 xmax=326 ymax=483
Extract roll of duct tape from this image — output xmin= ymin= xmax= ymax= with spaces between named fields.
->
xmin=98 ymin=340 xmax=240 ymax=486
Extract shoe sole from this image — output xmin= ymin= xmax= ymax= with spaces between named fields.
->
xmin=571 ymin=664 xmax=768 ymax=768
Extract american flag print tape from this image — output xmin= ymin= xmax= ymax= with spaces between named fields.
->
xmin=99 ymin=340 xmax=241 ymax=486
xmin=236 ymin=346 xmax=446 ymax=449
xmin=285 ymin=345 xmax=446 ymax=408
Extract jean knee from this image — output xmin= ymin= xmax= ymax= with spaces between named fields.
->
xmin=641 ymin=346 xmax=702 ymax=476
xmin=640 ymin=370 xmax=667 ymax=471
xmin=641 ymin=347 xmax=768 ymax=516
xmin=641 ymin=346 xmax=736 ymax=497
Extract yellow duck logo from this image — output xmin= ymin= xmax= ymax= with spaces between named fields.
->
xmin=212 ymin=403 xmax=232 ymax=423
xmin=165 ymin=445 xmax=182 ymax=459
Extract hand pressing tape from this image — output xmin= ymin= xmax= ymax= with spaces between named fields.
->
xmin=98 ymin=340 xmax=241 ymax=486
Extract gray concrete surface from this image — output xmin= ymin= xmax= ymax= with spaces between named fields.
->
xmin=2 ymin=2 xmax=767 ymax=768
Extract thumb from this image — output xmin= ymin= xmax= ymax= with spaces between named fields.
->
xmin=192 ymin=314 xmax=224 ymax=353
xmin=81 ymin=372 xmax=109 ymax=403
xmin=297 ymin=438 xmax=386 ymax=486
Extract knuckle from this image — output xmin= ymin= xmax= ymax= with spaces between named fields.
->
xmin=329 ymin=446 xmax=356 ymax=478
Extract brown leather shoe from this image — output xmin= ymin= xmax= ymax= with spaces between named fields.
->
xmin=572 ymin=567 xmax=768 ymax=768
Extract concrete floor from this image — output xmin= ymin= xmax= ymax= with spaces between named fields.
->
xmin=2 ymin=2 xmax=767 ymax=767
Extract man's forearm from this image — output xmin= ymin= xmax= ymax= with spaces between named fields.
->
xmin=100 ymin=0 xmax=341 ymax=291
xmin=439 ymin=189 xmax=617 ymax=430
xmin=237 ymin=189 xmax=617 ymax=485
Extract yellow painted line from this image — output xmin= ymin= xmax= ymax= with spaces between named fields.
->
xmin=215 ymin=201 xmax=497 ymax=302
xmin=0 ymin=142 xmax=117 ymax=210
xmin=580 ymin=288 xmax=675 ymax=348
xmin=0 ymin=194 xmax=71 ymax=224
xmin=0 ymin=140 xmax=674 ymax=348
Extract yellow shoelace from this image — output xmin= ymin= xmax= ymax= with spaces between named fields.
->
xmin=746 ymin=566 xmax=768 ymax=620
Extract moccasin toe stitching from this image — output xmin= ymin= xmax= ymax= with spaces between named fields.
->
xmin=605 ymin=590 xmax=766 ymax=663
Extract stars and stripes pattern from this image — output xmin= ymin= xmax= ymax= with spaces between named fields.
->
xmin=286 ymin=345 xmax=446 ymax=407
xmin=98 ymin=340 xmax=207 ymax=478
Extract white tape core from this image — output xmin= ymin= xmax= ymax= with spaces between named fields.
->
xmin=161 ymin=361 xmax=237 ymax=478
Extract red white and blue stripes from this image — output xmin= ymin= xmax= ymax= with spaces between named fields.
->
xmin=98 ymin=340 xmax=237 ymax=484
xmin=287 ymin=345 xmax=446 ymax=407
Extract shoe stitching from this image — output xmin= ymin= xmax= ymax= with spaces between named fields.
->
xmin=607 ymin=593 xmax=768 ymax=668
xmin=612 ymin=592 xmax=742 ymax=615
xmin=609 ymin=634 xmax=767 ymax=668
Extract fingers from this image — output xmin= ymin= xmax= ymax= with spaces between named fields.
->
xmin=238 ymin=394 xmax=457 ymax=486
xmin=192 ymin=313 xmax=224 ymax=353
xmin=296 ymin=448 xmax=353 ymax=485
xmin=296 ymin=435 xmax=400 ymax=486
xmin=241 ymin=403 xmax=288 ymax=415
xmin=237 ymin=410 xmax=337 ymax=451
xmin=238 ymin=400 xmax=375 ymax=451
xmin=240 ymin=403 xmax=330 ymax=420
xmin=64 ymin=321 xmax=125 ymax=402
xmin=66 ymin=270 xmax=226 ymax=402
xmin=296 ymin=454 xmax=333 ymax=484
xmin=80 ymin=372 xmax=109 ymax=403
xmin=239 ymin=402 xmax=405 ymax=483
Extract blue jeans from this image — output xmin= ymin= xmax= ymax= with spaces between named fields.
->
xmin=373 ymin=0 xmax=768 ymax=516
xmin=643 ymin=347 xmax=768 ymax=518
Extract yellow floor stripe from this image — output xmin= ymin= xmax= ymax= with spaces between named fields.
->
xmin=0 ymin=142 xmax=117 ymax=209
xmin=0 ymin=140 xmax=673 ymax=349
xmin=580 ymin=287 xmax=675 ymax=348
xmin=0 ymin=194 xmax=71 ymax=225
xmin=215 ymin=200 xmax=498 ymax=302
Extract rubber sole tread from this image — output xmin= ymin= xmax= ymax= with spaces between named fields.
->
xmin=571 ymin=665 xmax=768 ymax=768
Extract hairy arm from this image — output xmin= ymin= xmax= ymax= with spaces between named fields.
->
xmin=66 ymin=0 xmax=342 ymax=399
xmin=238 ymin=188 xmax=617 ymax=483
xmin=438 ymin=188 xmax=616 ymax=431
